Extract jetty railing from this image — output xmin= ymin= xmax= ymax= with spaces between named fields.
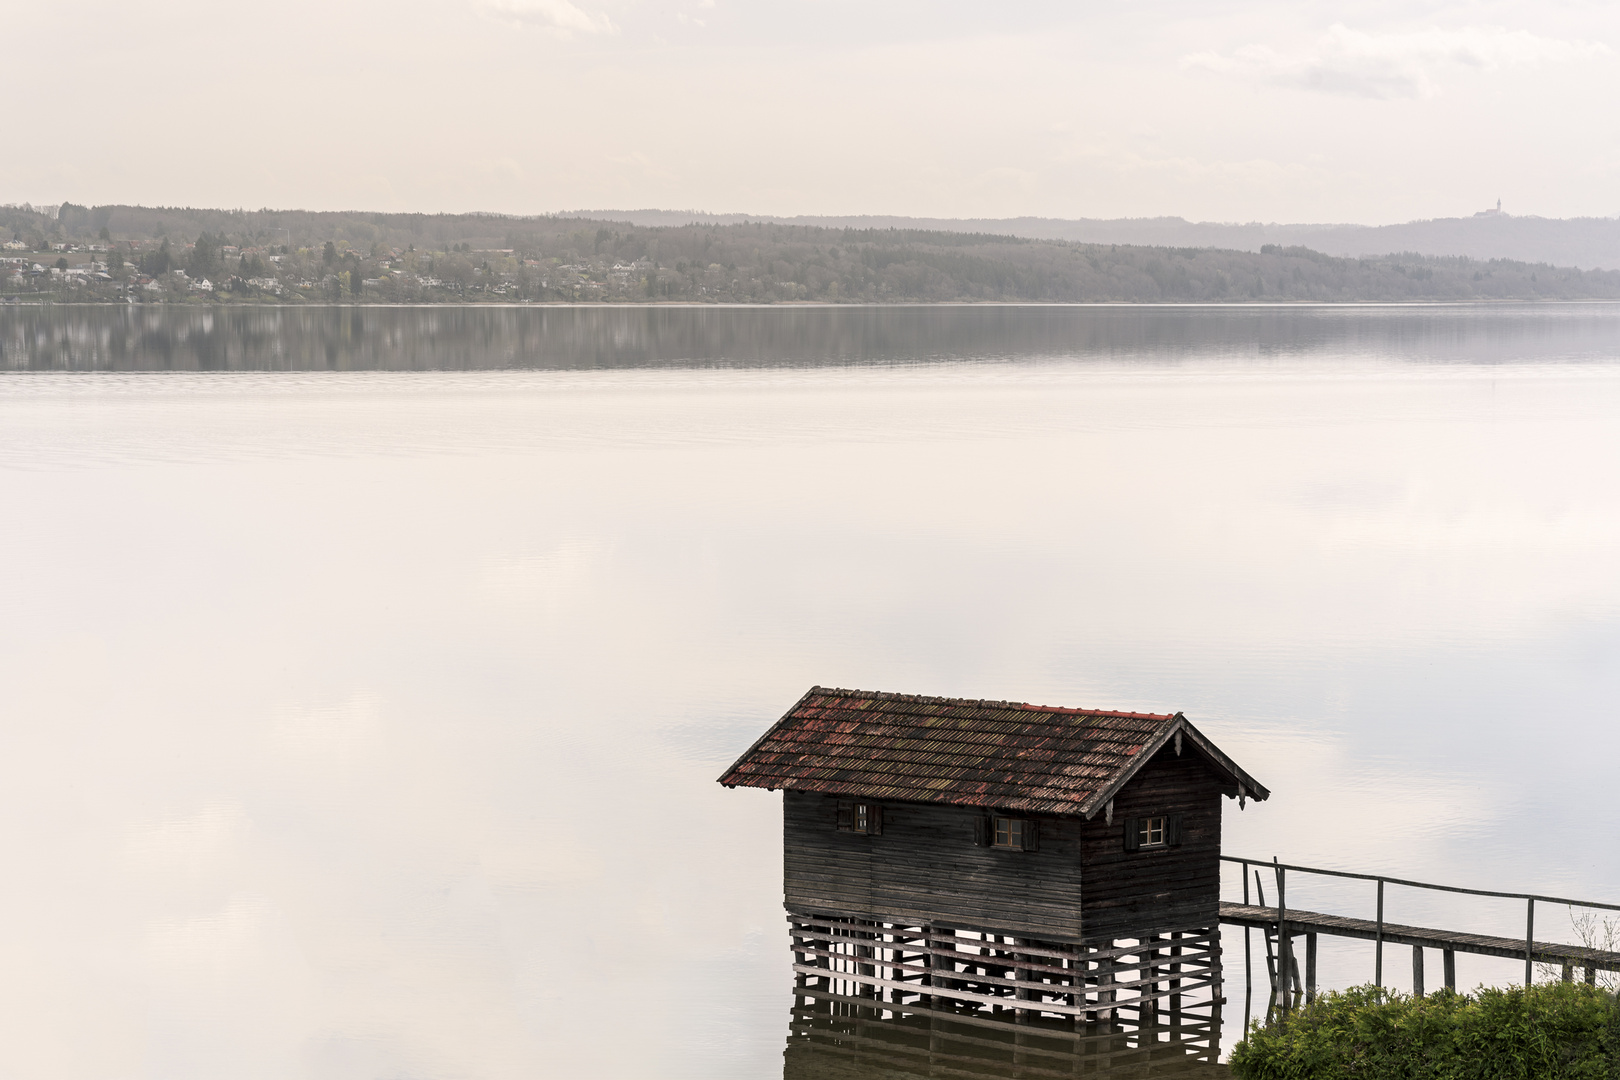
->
xmin=1221 ymin=855 xmax=1620 ymax=1019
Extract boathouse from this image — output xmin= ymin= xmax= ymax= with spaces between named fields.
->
xmin=719 ymin=687 xmax=1269 ymax=1026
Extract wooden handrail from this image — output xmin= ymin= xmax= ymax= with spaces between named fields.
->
xmin=1226 ymin=854 xmax=1619 ymax=1000
xmin=1222 ymin=855 xmax=1620 ymax=912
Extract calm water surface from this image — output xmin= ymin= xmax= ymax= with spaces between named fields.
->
xmin=1 ymin=305 xmax=1618 ymax=1079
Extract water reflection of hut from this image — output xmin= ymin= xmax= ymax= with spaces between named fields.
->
xmin=786 ymin=996 xmax=1228 ymax=1080
xmin=719 ymin=688 xmax=1269 ymax=1033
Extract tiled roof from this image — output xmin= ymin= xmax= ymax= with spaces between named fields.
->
xmin=717 ymin=686 xmax=1267 ymax=817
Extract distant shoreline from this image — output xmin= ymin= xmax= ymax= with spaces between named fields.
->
xmin=8 ymin=204 xmax=1620 ymax=305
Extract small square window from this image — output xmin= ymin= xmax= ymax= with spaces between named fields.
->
xmin=1137 ymin=816 xmax=1166 ymax=848
xmin=993 ymin=817 xmax=1025 ymax=849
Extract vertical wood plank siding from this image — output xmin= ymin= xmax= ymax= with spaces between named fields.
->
xmin=1080 ymin=750 xmax=1223 ymax=942
xmin=783 ymin=792 xmax=1088 ymax=942
xmin=783 ymin=746 xmax=1224 ymax=945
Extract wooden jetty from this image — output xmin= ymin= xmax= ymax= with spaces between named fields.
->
xmin=719 ymin=687 xmax=1270 ymax=1029
xmin=1220 ymin=856 xmax=1620 ymax=1016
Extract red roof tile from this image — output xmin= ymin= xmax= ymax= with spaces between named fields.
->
xmin=717 ymin=686 xmax=1268 ymax=817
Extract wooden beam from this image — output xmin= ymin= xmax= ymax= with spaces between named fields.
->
xmin=1219 ymin=903 xmax=1620 ymax=972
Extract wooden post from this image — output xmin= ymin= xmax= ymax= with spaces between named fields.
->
xmin=1562 ymin=961 xmax=1573 ymax=984
xmin=1305 ymin=932 xmax=1317 ymax=1003
xmin=1525 ymin=899 xmax=1535 ymax=987
xmin=926 ymin=926 xmax=939 ymax=1010
xmin=1014 ymin=938 xmax=1031 ymax=1024
xmin=994 ymin=933 xmax=1007 ymax=1000
xmin=888 ymin=924 xmax=899 ymax=1003
xmin=859 ymin=921 xmax=876 ymax=998
xmin=1170 ymin=931 xmax=1183 ymax=1025
xmin=1144 ymin=937 xmax=1159 ymax=1028
xmin=836 ymin=919 xmax=849 ymax=996
xmin=1068 ymin=944 xmax=1084 ymax=1030
xmin=1276 ymin=859 xmax=1290 ymax=1013
xmin=1375 ymin=878 xmax=1385 ymax=989
xmin=1586 ymin=966 xmax=1597 ymax=987
xmin=1262 ymin=927 xmax=1279 ymax=1012
xmin=1101 ymin=942 xmax=1117 ymax=1023
xmin=892 ymin=924 xmax=909 ymax=1004
xmin=1082 ymin=944 xmax=1096 ymax=1024
xmin=1256 ymin=874 xmax=1279 ymax=1012
xmin=1443 ymin=949 xmax=1455 ymax=992
xmin=812 ymin=921 xmax=831 ymax=990
xmin=1012 ymin=942 xmax=1032 ymax=1063
xmin=1412 ymin=946 xmax=1425 ymax=998
xmin=1242 ymin=860 xmax=1253 ymax=1034
xmin=1288 ymin=936 xmax=1303 ymax=1009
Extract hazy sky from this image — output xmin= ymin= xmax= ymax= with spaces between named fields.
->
xmin=9 ymin=0 xmax=1619 ymax=223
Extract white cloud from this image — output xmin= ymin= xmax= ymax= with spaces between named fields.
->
xmin=478 ymin=0 xmax=616 ymax=35
xmin=1185 ymin=24 xmax=1610 ymax=99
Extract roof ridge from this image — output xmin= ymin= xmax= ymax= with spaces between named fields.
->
xmin=808 ymin=685 xmax=1176 ymax=721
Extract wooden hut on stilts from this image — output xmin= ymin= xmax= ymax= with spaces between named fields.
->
xmin=719 ymin=687 xmax=1270 ymax=1033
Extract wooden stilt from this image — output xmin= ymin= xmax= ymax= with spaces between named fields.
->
xmin=1170 ymin=931 xmax=1184 ymax=1025
xmin=921 ymin=923 xmax=935 ymax=1006
xmin=1305 ymin=932 xmax=1317 ymax=1003
xmin=1288 ymin=937 xmax=1303 ymax=1008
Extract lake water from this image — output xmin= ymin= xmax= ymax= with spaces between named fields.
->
xmin=1 ymin=304 xmax=1618 ymax=1079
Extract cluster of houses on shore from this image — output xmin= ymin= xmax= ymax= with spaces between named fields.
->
xmin=1 ymin=234 xmax=673 ymax=302
xmin=2 ymin=256 xmax=114 ymax=286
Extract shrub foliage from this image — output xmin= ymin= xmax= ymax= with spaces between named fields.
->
xmin=1229 ymin=982 xmax=1620 ymax=1080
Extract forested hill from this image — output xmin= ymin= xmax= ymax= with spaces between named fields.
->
xmin=563 ymin=210 xmax=1620 ymax=272
xmin=5 ymin=201 xmax=1620 ymax=303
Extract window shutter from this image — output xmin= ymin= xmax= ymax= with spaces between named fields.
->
xmin=973 ymin=815 xmax=988 ymax=847
xmin=1168 ymin=813 xmax=1183 ymax=847
xmin=836 ymin=801 xmax=853 ymax=830
xmin=1021 ymin=819 xmax=1040 ymax=853
xmin=1124 ymin=817 xmax=1140 ymax=852
xmin=869 ymin=804 xmax=883 ymax=836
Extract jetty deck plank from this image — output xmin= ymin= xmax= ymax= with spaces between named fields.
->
xmin=1220 ymin=902 xmax=1620 ymax=972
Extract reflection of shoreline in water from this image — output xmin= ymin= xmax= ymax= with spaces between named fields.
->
xmin=7 ymin=303 xmax=1620 ymax=371
xmin=785 ymin=988 xmax=1227 ymax=1079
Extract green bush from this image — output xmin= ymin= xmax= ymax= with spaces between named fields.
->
xmin=1228 ymin=982 xmax=1620 ymax=1080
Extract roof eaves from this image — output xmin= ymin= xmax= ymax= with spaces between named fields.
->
xmin=716 ymin=685 xmax=823 ymax=788
xmin=1179 ymin=719 xmax=1271 ymax=802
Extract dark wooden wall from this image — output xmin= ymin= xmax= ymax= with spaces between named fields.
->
xmin=1079 ymin=747 xmax=1223 ymax=942
xmin=782 ymin=791 xmax=1087 ymax=942
xmin=781 ymin=745 xmax=1224 ymax=945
